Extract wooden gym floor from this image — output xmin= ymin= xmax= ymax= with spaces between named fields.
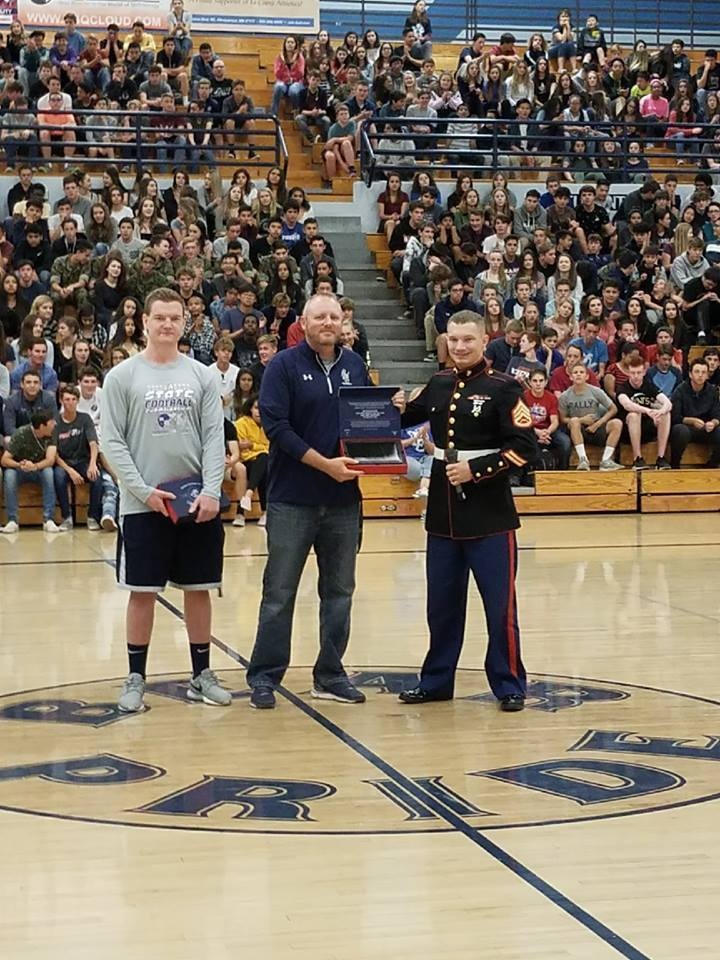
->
xmin=2 ymin=513 xmax=720 ymax=959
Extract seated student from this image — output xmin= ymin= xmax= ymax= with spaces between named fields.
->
xmin=123 ymin=20 xmax=156 ymax=71
xmin=184 ymin=294 xmax=216 ymax=365
xmin=569 ymin=318 xmax=609 ymax=377
xmin=524 ymin=367 xmax=571 ymax=468
xmin=277 ymin=202 xmax=303 ymax=250
xmin=536 ymin=326 xmax=564 ymax=374
xmin=38 ymin=92 xmax=77 ymax=164
xmin=209 ymin=335 xmax=240 ymax=419
xmin=156 ymin=34 xmax=190 ymax=100
xmin=703 ymin=346 xmax=720 ymax=387
xmin=506 ymin=330 xmax=546 ymax=385
xmin=233 ymin=314 xmax=260 ymax=370
xmin=10 ymin=337 xmax=58 ymax=392
xmin=504 ymin=278 xmax=544 ymax=322
xmin=484 ymin=317 xmax=523 ymax=372
xmin=248 ymin=333 xmax=279 ymax=387
xmin=49 ymin=240 xmax=93 ymax=314
xmin=604 ymin=339 xmax=644 ymax=399
xmin=0 ymin=407 xmax=61 ymax=534
xmin=322 ymin=103 xmax=356 ymax=181
xmin=425 ymin=277 xmax=481 ymax=364
xmin=681 ymin=265 xmax=720 ymax=344
xmin=645 ymin=326 xmax=683 ymax=367
xmin=539 ymin=172 xmax=561 ymax=210
xmin=558 ymin=362 xmax=624 ymax=471
xmin=3 ymin=369 xmax=58 ymax=444
xmin=221 ymin=412 xmax=247 ymax=528
xmin=670 ymin=357 xmax=720 ymax=468
xmin=262 ymin=292 xmax=296 ymax=347
xmin=52 ymin=384 xmax=103 ymax=531
xmin=339 ymin=297 xmax=371 ymax=368
xmin=647 ymin=344 xmax=682 ymax=396
xmin=615 ymin=355 xmax=673 ymax=471
xmin=235 ymin=396 xmax=269 ymax=527
xmin=401 ymin=417 xmax=434 ymax=500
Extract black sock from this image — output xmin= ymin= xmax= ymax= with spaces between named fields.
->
xmin=127 ymin=644 xmax=149 ymax=678
xmin=190 ymin=644 xmax=210 ymax=679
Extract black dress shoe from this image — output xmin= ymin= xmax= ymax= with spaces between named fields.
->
xmin=399 ymin=687 xmax=453 ymax=704
xmin=500 ymin=695 xmax=525 ymax=712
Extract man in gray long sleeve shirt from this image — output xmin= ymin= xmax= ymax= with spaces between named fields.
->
xmin=101 ymin=287 xmax=231 ymax=714
xmin=669 ymin=241 xmax=709 ymax=291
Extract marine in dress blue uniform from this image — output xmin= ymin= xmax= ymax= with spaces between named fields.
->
xmin=399 ymin=311 xmax=538 ymax=710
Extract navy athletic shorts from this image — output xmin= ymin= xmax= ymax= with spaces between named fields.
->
xmin=116 ymin=511 xmax=224 ymax=592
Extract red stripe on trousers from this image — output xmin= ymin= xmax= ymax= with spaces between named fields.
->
xmin=506 ymin=531 xmax=518 ymax=677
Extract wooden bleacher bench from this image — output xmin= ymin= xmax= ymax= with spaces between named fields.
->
xmin=517 ymin=470 xmax=637 ymax=514
xmin=641 ymin=470 xmax=720 ymax=512
xmin=570 ymin=442 xmax=708 ymax=468
xmin=8 ymin=467 xmax=720 ymax=525
xmin=366 ymin=234 xmax=389 ymax=253
xmin=0 ymin=480 xmax=262 ymax=527
xmin=360 ymin=476 xmax=424 ymax=518
xmin=366 ymin=236 xmax=399 ymax=287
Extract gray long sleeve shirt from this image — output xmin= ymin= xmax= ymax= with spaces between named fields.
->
xmin=101 ymin=352 xmax=225 ymax=518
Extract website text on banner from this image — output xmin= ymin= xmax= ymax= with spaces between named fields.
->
xmin=18 ymin=0 xmax=319 ymax=34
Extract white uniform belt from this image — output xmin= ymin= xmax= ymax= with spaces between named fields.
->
xmin=434 ymin=447 xmax=500 ymax=462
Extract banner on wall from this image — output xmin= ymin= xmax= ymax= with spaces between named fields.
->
xmin=0 ymin=0 xmax=15 ymax=26
xmin=17 ymin=0 xmax=319 ymax=34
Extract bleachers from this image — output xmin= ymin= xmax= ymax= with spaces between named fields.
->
xmin=201 ymin=34 xmax=711 ymax=198
xmin=8 ymin=32 xmax=718 ymax=526
xmin=14 ymin=464 xmax=718 ymax=526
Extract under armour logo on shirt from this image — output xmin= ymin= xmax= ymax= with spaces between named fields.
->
xmin=303 ymin=374 xmax=314 ymax=381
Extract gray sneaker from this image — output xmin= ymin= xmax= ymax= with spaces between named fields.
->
xmin=59 ymin=517 xmax=73 ymax=531
xmin=576 ymin=457 xmax=591 ymax=471
xmin=118 ymin=673 xmax=146 ymax=713
xmin=187 ymin=668 xmax=232 ymax=706
xmin=600 ymin=459 xmax=624 ymax=471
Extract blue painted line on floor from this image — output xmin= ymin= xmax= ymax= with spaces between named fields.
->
xmin=152 ymin=588 xmax=652 ymax=960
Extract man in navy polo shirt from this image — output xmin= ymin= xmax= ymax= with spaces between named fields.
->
xmin=246 ymin=293 xmax=403 ymax=709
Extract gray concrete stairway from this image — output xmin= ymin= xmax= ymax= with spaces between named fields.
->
xmin=323 ymin=220 xmax=428 ymax=386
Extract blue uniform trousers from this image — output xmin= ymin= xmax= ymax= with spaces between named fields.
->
xmin=421 ymin=530 xmax=527 ymax=700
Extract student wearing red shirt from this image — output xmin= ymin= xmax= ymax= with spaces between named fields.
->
xmin=606 ymin=318 xmax=648 ymax=364
xmin=645 ymin=326 xmax=683 ymax=368
xmin=524 ymin=368 xmax=571 ymax=468
xmin=549 ymin=343 xmax=599 ymax=397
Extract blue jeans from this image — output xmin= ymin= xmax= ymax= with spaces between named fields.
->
xmin=548 ymin=41 xmax=577 ymax=60
xmin=3 ymin=133 xmax=38 ymax=167
xmin=85 ymin=67 xmax=111 ymax=91
xmin=270 ymin=81 xmax=303 ymax=116
xmin=53 ymin=464 xmax=103 ymax=522
xmin=543 ymin=429 xmax=572 ymax=469
xmin=4 ymin=467 xmax=56 ymax=522
xmin=174 ymin=37 xmax=193 ymax=60
xmin=247 ymin=500 xmax=361 ymax=689
xmin=156 ymin=135 xmax=186 ymax=171
xmin=667 ymin=132 xmax=697 ymax=156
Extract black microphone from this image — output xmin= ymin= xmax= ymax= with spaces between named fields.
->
xmin=445 ymin=448 xmax=466 ymax=502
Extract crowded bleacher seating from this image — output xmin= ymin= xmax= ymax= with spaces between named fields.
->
xmin=1 ymin=7 xmax=720 ymax=530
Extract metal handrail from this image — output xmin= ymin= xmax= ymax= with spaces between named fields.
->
xmin=360 ymin=114 xmax=716 ymax=181
xmin=4 ymin=109 xmax=287 ymax=174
